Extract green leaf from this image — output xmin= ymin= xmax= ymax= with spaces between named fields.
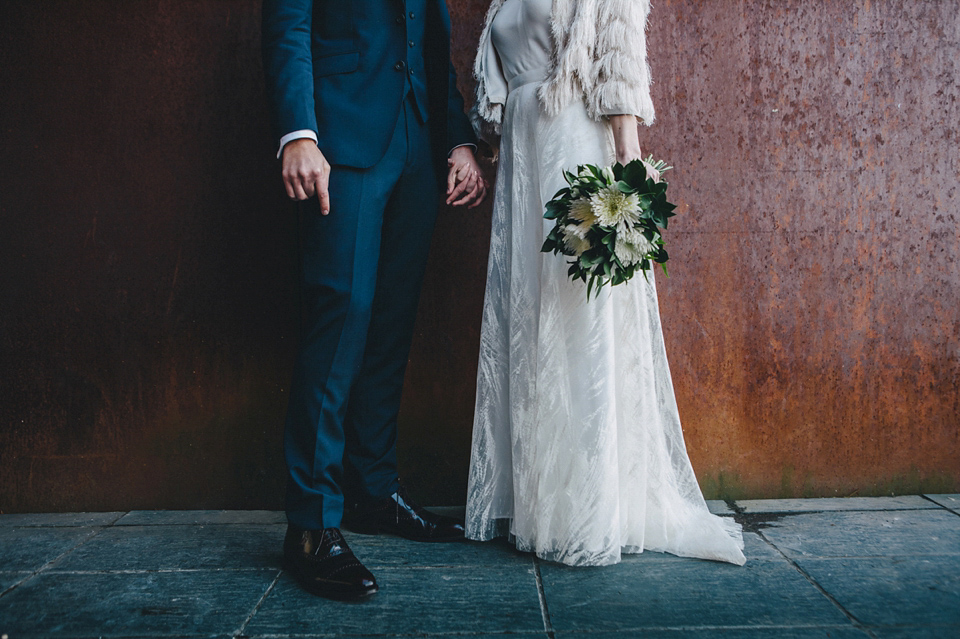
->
xmin=544 ymin=200 xmax=565 ymax=219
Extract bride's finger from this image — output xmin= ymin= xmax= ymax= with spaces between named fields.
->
xmin=453 ymin=178 xmax=481 ymax=207
xmin=469 ymin=181 xmax=488 ymax=208
xmin=446 ymin=173 xmax=471 ymax=204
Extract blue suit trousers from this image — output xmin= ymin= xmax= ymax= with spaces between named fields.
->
xmin=284 ymin=94 xmax=439 ymax=530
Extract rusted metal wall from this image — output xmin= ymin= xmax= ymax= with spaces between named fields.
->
xmin=1 ymin=0 xmax=957 ymax=513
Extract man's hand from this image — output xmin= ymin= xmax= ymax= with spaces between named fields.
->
xmin=282 ymin=138 xmax=332 ymax=215
xmin=446 ymin=146 xmax=488 ymax=209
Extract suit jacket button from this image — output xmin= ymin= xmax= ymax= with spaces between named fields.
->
xmin=396 ymin=15 xmax=403 ymax=24
xmin=409 ymin=12 xmax=415 ymax=18
xmin=395 ymin=61 xmax=406 ymax=72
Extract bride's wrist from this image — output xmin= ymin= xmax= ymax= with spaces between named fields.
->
xmin=615 ymin=143 xmax=643 ymax=164
xmin=609 ymin=115 xmax=641 ymax=163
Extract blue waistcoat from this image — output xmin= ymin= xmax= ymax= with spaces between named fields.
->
xmin=262 ymin=0 xmax=476 ymax=169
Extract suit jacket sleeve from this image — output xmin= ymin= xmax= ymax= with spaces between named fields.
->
xmin=446 ymin=59 xmax=478 ymax=150
xmin=262 ymin=0 xmax=318 ymax=140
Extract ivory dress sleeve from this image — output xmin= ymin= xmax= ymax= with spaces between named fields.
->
xmin=470 ymin=1 xmax=509 ymax=145
xmin=590 ymin=0 xmax=655 ymax=124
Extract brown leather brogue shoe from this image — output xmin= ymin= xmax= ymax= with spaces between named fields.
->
xmin=342 ymin=485 xmax=466 ymax=542
xmin=283 ymin=526 xmax=378 ymax=600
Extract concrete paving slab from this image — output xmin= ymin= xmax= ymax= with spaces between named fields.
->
xmin=53 ymin=523 xmax=286 ymax=571
xmin=708 ymin=500 xmax=735 ymax=515
xmin=0 ymin=526 xmax=96 ymax=572
xmin=795 ymin=556 xmax=960 ymax=628
xmin=425 ymin=505 xmax=467 ymax=519
xmin=244 ymin=564 xmax=544 ymax=637
xmin=599 ymin=531 xmax=780 ymax=563
xmin=760 ymin=510 xmax=960 ymax=559
xmin=0 ymin=571 xmax=33 ymax=593
xmin=554 ymin=628 xmax=869 ymax=638
xmin=0 ymin=569 xmax=276 ymax=637
xmin=870 ymin=626 xmax=960 ymax=639
xmin=924 ymin=494 xmax=960 ymax=513
xmin=115 ymin=509 xmax=286 ymax=525
xmin=0 ymin=512 xmax=124 ymax=527
xmin=343 ymin=533 xmax=534 ymax=568
xmin=245 ymin=634 xmax=547 ymax=639
xmin=540 ymin=556 xmax=849 ymax=632
xmin=735 ymin=496 xmax=938 ymax=514
xmin=741 ymin=531 xmax=783 ymax=560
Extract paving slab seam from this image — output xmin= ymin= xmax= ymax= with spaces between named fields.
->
xmin=4 ymin=636 xmax=223 ymax=639
xmin=0 ymin=511 xmax=129 ymax=529
xmin=920 ymin=494 xmax=960 ymax=517
xmin=733 ymin=507 xmax=945 ymax=515
xmin=242 ymin=633 xmax=546 ymax=639
xmin=726 ymin=501 xmax=878 ymax=637
xmin=6 ymin=634 xmax=234 ymax=639
xmin=234 ymin=568 xmax=283 ymax=638
xmin=113 ymin=522 xmax=289 ymax=527
xmin=0 ymin=523 xmax=115 ymax=599
xmin=752 ymin=527 xmax=878 ymax=639
xmin=542 ymin=623 xmax=872 ymax=633
xmin=533 ymin=556 xmax=556 ymax=639
xmin=861 ymin=623 xmax=960 ymax=632
xmin=3 ymin=634 xmax=226 ymax=639
xmin=42 ymin=567 xmax=282 ymax=574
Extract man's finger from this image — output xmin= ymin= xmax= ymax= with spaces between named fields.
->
xmin=317 ymin=166 xmax=331 ymax=215
xmin=283 ymin=177 xmax=297 ymax=200
xmin=293 ymin=180 xmax=309 ymax=201
xmin=446 ymin=161 xmax=458 ymax=194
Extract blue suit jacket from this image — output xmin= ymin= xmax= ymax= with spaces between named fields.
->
xmin=262 ymin=0 xmax=476 ymax=170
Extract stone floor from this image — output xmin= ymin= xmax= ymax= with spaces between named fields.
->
xmin=1 ymin=495 xmax=958 ymax=638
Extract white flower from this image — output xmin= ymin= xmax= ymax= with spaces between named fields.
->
xmin=614 ymin=226 xmax=658 ymax=266
xmin=568 ymin=197 xmax=597 ymax=223
xmin=601 ymin=166 xmax=616 ymax=184
xmin=590 ymin=186 xmax=641 ymax=227
xmin=562 ymin=225 xmax=593 ymax=256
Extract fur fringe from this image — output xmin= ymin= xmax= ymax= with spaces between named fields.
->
xmin=474 ymin=0 xmax=654 ymax=132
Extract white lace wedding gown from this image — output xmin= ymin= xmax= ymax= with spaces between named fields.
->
xmin=465 ymin=0 xmax=746 ymax=567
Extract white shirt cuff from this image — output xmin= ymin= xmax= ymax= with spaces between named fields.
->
xmin=277 ymin=130 xmax=318 ymax=159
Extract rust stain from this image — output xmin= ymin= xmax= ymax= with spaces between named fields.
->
xmin=0 ymin=0 xmax=958 ymax=512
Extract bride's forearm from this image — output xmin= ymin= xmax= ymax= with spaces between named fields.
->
xmin=609 ymin=114 xmax=642 ymax=164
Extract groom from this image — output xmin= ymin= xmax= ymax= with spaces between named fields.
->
xmin=262 ymin=0 xmax=486 ymax=601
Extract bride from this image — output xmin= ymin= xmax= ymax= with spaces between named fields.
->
xmin=465 ymin=0 xmax=746 ymax=567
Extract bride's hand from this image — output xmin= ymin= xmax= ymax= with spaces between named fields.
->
xmin=609 ymin=114 xmax=643 ymax=166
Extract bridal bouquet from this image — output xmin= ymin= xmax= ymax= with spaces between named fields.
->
xmin=541 ymin=156 xmax=676 ymax=299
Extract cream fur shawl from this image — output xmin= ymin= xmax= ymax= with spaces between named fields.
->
xmin=471 ymin=0 xmax=655 ymax=141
